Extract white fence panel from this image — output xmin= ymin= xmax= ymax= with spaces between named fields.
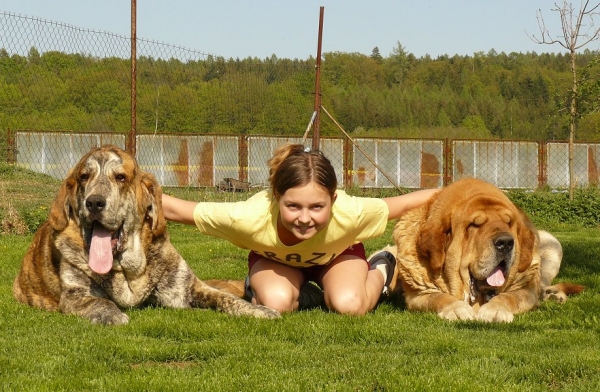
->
xmin=246 ymin=137 xmax=344 ymax=188
xmin=453 ymin=140 xmax=538 ymax=189
xmin=352 ymin=138 xmax=444 ymax=188
xmin=15 ymin=132 xmax=125 ymax=179
xmin=546 ymin=142 xmax=600 ymax=188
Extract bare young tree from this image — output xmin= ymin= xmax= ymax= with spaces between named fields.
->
xmin=527 ymin=1 xmax=600 ymax=199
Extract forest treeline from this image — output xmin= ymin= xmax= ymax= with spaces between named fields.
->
xmin=2 ymin=43 xmax=600 ymax=141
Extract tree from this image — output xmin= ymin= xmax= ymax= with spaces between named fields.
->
xmin=528 ymin=1 xmax=600 ymax=199
xmin=578 ymin=55 xmax=600 ymax=138
xmin=370 ymin=47 xmax=383 ymax=63
xmin=385 ymin=41 xmax=412 ymax=85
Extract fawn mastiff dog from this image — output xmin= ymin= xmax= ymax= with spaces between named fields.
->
xmin=383 ymin=178 xmax=583 ymax=323
xmin=13 ymin=145 xmax=280 ymax=324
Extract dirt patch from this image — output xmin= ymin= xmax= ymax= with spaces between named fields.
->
xmin=1 ymin=201 xmax=28 ymax=235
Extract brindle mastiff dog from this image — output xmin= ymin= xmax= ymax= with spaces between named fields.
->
xmin=13 ymin=145 xmax=280 ymax=324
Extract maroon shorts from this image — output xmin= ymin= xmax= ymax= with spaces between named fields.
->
xmin=247 ymin=243 xmax=367 ymax=283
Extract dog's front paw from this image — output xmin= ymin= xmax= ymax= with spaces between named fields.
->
xmin=89 ymin=309 xmax=130 ymax=325
xmin=62 ymin=298 xmax=130 ymax=325
xmin=438 ymin=301 xmax=476 ymax=321
xmin=477 ymin=303 xmax=514 ymax=323
xmin=222 ymin=296 xmax=281 ymax=319
xmin=252 ymin=304 xmax=281 ymax=319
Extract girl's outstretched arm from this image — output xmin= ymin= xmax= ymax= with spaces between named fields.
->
xmin=162 ymin=194 xmax=198 ymax=225
xmin=383 ymin=188 xmax=440 ymax=221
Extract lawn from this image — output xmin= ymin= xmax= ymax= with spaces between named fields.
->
xmin=1 ymin=224 xmax=599 ymax=391
xmin=1 ymin=165 xmax=599 ymax=391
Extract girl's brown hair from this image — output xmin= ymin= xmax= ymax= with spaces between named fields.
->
xmin=268 ymin=143 xmax=337 ymax=199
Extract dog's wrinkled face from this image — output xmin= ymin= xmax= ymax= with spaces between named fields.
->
xmin=416 ymin=181 xmax=536 ymax=304
xmin=77 ymin=149 xmax=136 ymax=229
xmin=76 ymin=149 xmax=136 ymax=274
xmin=455 ymin=197 xmax=519 ymax=301
xmin=48 ymin=145 xmax=163 ymax=275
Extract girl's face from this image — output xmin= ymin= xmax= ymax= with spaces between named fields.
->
xmin=277 ymin=181 xmax=336 ymax=244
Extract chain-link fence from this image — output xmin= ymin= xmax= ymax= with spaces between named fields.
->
xmin=8 ymin=130 xmax=600 ymax=190
xmin=2 ymin=11 xmax=600 ymax=192
xmin=0 ymin=12 xmax=316 ymax=139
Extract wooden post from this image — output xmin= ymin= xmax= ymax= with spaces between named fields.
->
xmin=312 ymin=7 xmax=324 ymax=151
xmin=127 ymin=0 xmax=137 ymax=155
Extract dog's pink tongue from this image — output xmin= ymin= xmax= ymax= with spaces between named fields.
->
xmin=486 ymin=266 xmax=505 ymax=287
xmin=89 ymin=223 xmax=113 ymax=274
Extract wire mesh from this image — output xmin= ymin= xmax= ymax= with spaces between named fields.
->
xmin=2 ymin=11 xmax=600 ymax=192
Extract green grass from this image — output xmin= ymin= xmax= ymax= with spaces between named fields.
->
xmin=2 ymin=226 xmax=600 ymax=391
xmin=1 ymin=165 xmax=600 ymax=390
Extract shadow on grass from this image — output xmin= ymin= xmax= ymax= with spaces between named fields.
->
xmin=560 ymin=241 xmax=600 ymax=289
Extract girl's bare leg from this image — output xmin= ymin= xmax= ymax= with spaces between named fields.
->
xmin=249 ymin=257 xmax=304 ymax=313
xmin=319 ymin=255 xmax=384 ymax=315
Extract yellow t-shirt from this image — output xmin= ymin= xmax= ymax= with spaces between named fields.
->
xmin=193 ymin=189 xmax=389 ymax=268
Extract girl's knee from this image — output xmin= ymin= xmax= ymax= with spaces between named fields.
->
xmin=325 ymin=289 xmax=369 ymax=315
xmin=254 ymin=289 xmax=297 ymax=313
xmin=249 ymin=260 xmax=303 ymax=313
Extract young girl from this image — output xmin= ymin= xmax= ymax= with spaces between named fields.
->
xmin=162 ymin=143 xmax=438 ymax=315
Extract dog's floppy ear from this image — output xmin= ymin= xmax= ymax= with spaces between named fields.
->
xmin=416 ymin=203 xmax=451 ymax=275
xmin=48 ymin=175 xmax=76 ymax=231
xmin=516 ymin=212 xmax=537 ymax=273
xmin=139 ymin=171 xmax=167 ymax=236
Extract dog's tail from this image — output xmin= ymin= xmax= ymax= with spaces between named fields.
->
xmin=541 ymin=282 xmax=585 ymax=303
xmin=555 ymin=283 xmax=585 ymax=295
xmin=205 ymin=279 xmax=245 ymax=298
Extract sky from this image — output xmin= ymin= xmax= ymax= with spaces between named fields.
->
xmin=0 ymin=0 xmax=587 ymax=60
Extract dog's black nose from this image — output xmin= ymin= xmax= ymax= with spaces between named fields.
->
xmin=86 ymin=195 xmax=106 ymax=213
xmin=494 ymin=234 xmax=514 ymax=254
